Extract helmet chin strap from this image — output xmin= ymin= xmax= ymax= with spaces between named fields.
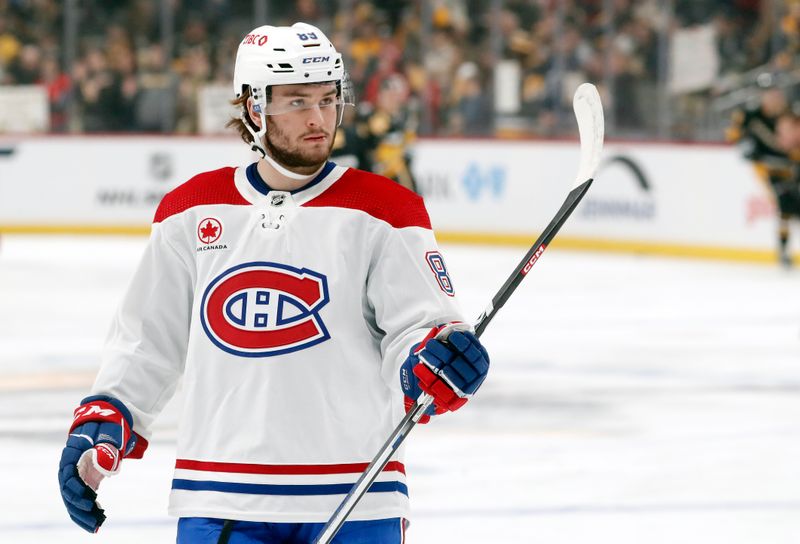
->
xmin=243 ymin=110 xmax=324 ymax=182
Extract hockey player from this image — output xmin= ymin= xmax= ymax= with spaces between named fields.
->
xmin=57 ymin=22 xmax=490 ymax=544
xmin=332 ymin=74 xmax=420 ymax=193
xmin=728 ymin=81 xmax=795 ymax=265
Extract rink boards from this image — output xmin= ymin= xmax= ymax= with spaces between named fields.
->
xmin=0 ymin=136 xmax=784 ymax=261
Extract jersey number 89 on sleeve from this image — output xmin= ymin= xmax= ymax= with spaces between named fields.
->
xmin=425 ymin=251 xmax=455 ymax=297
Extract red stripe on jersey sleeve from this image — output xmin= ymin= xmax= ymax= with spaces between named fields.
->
xmin=303 ymin=168 xmax=432 ymax=230
xmin=153 ymin=167 xmax=249 ymax=223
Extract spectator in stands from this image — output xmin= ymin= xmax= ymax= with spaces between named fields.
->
xmin=607 ymin=37 xmax=643 ymax=131
xmin=174 ymin=46 xmax=211 ymax=133
xmin=136 ymin=43 xmax=178 ymax=132
xmin=110 ymin=41 xmax=140 ymax=130
xmin=361 ymin=38 xmax=402 ymax=102
xmin=0 ymin=16 xmax=22 ymax=83
xmin=448 ymin=61 xmax=492 ymax=136
xmin=0 ymin=0 xmax=782 ymax=140
xmin=347 ymin=4 xmax=385 ymax=91
xmin=282 ymin=0 xmax=334 ymax=33
xmin=73 ymin=47 xmax=112 ymax=132
xmin=39 ymin=56 xmax=72 ymax=133
xmin=7 ymin=44 xmax=42 ymax=85
xmin=421 ymin=27 xmax=460 ymax=134
xmin=715 ymin=12 xmax=748 ymax=77
xmin=75 ymin=46 xmax=137 ymax=132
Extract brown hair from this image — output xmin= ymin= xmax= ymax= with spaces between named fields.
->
xmin=226 ymin=87 xmax=256 ymax=145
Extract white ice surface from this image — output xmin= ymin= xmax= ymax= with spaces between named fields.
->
xmin=0 ymin=235 xmax=798 ymax=543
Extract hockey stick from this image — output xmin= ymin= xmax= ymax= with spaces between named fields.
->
xmin=312 ymin=83 xmax=604 ymax=544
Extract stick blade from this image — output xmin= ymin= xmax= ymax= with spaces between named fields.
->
xmin=572 ymin=83 xmax=605 ymax=187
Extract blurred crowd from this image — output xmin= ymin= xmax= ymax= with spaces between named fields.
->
xmin=0 ymin=0 xmax=792 ymax=137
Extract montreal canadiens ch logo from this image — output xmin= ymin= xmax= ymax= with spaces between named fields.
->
xmin=201 ymin=262 xmax=330 ymax=357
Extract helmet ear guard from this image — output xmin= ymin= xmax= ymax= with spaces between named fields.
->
xmin=238 ymin=84 xmax=268 ymax=158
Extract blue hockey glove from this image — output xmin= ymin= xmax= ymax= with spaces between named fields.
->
xmin=400 ymin=322 xmax=490 ymax=422
xmin=58 ymin=395 xmax=147 ymax=533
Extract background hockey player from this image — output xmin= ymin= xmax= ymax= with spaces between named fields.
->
xmin=57 ymin=22 xmax=490 ymax=543
xmin=773 ymin=110 xmax=800 ymax=260
xmin=728 ymin=79 xmax=796 ymax=265
xmin=332 ymin=73 xmax=420 ymax=193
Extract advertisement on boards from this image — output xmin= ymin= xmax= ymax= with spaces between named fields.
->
xmin=0 ymin=136 xmax=783 ymax=258
xmin=0 ymin=137 xmax=252 ymax=227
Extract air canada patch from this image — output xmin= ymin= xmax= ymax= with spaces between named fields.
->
xmin=198 ymin=218 xmax=222 ymax=244
xmin=197 ymin=217 xmax=228 ymax=252
xmin=200 ymin=262 xmax=330 ymax=357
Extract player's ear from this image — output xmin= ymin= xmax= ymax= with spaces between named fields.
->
xmin=246 ymin=97 xmax=263 ymax=129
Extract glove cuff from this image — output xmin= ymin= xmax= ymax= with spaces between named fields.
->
xmin=79 ymin=395 xmax=134 ymax=427
xmin=70 ymin=395 xmax=145 ymax=458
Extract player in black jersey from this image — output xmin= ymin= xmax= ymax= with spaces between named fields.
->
xmin=332 ymin=74 xmax=419 ymax=193
xmin=728 ymin=84 xmax=796 ymax=266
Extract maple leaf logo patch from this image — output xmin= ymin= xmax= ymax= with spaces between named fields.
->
xmin=198 ymin=218 xmax=222 ymax=244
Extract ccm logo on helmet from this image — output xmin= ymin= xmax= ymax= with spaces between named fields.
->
xmin=303 ymin=56 xmax=330 ymax=64
xmin=242 ymin=33 xmax=269 ymax=46
xmin=201 ymin=262 xmax=330 ymax=357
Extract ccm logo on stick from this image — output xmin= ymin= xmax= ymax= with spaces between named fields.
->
xmin=201 ymin=262 xmax=330 ymax=357
xmin=521 ymin=244 xmax=546 ymax=275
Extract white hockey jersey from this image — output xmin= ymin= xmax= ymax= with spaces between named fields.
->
xmin=91 ymin=161 xmax=465 ymax=523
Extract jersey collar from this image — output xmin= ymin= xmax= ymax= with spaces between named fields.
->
xmin=234 ymin=162 xmax=347 ymax=206
xmin=245 ymin=161 xmax=336 ymax=196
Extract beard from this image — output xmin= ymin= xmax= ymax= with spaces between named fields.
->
xmin=263 ymin=120 xmax=335 ymax=171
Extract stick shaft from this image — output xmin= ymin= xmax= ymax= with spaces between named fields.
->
xmin=475 ymin=178 xmax=593 ymax=336
xmin=312 ymin=394 xmax=433 ymax=543
xmin=313 ymin=178 xmax=595 ymax=544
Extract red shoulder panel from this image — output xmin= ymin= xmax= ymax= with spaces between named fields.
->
xmin=303 ymin=168 xmax=432 ymax=229
xmin=153 ymin=167 xmax=249 ymax=223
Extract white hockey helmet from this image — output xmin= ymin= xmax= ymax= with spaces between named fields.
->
xmin=233 ymin=23 xmax=354 ymax=156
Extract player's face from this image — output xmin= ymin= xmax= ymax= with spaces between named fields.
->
xmin=263 ymin=83 xmax=338 ymax=171
xmin=762 ymin=89 xmax=787 ymax=117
